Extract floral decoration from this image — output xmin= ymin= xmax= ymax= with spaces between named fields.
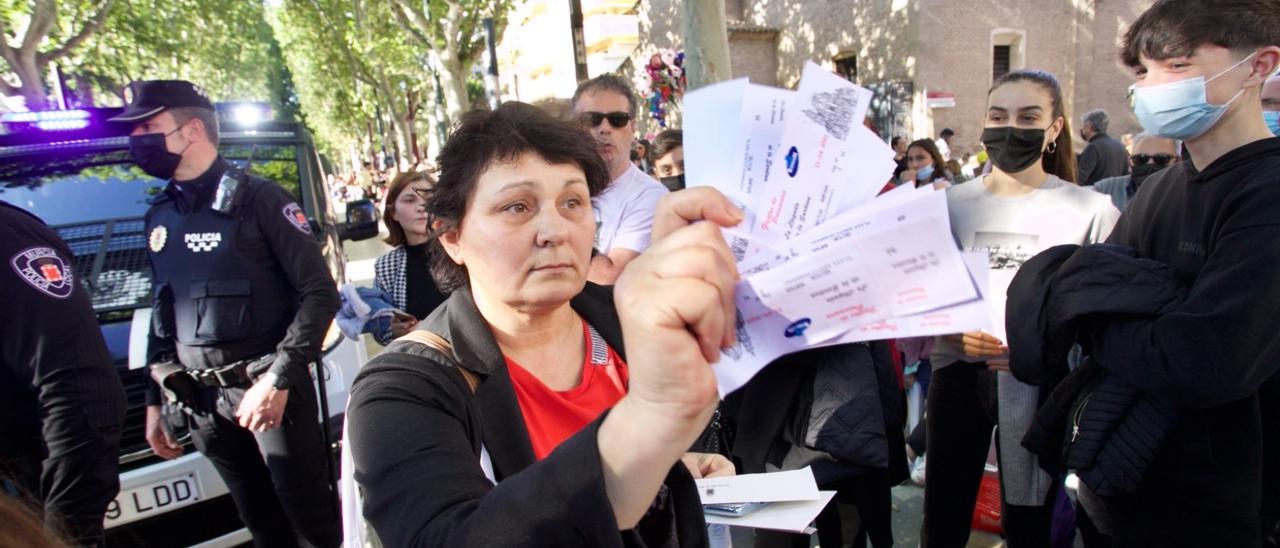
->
xmin=634 ymin=49 xmax=685 ymax=127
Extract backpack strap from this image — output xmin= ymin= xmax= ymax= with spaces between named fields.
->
xmin=396 ymin=330 xmax=480 ymax=394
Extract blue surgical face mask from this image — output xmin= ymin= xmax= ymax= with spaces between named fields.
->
xmin=1130 ymin=52 xmax=1257 ymax=141
xmin=1264 ymin=110 xmax=1280 ymax=136
xmin=916 ymin=164 xmax=935 ymax=181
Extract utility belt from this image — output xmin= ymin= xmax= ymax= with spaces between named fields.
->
xmin=150 ymin=353 xmax=276 ymax=411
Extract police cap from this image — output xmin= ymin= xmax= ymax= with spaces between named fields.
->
xmin=108 ymin=80 xmax=215 ymax=123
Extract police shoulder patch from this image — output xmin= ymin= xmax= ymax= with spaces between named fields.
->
xmin=282 ymin=203 xmax=312 ymax=235
xmin=10 ymin=246 xmax=75 ymax=299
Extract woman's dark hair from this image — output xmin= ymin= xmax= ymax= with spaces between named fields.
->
xmin=907 ymin=138 xmax=947 ymax=179
xmin=0 ymin=495 xmax=65 ymax=548
xmin=427 ymin=102 xmax=610 ymax=292
xmin=890 ymin=136 xmax=905 ymax=148
xmin=989 ymin=70 xmax=1077 ymax=183
xmin=382 ymin=170 xmax=435 ymax=247
xmin=651 ymin=129 xmax=683 ymax=160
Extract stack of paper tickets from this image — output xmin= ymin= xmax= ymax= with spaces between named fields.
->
xmin=684 ymin=63 xmax=992 ymax=396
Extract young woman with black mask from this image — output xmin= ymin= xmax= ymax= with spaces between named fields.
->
xmin=920 ymin=70 xmax=1120 ymax=548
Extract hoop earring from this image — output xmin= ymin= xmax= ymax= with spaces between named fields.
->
xmin=1046 ymin=141 xmax=1058 ymax=154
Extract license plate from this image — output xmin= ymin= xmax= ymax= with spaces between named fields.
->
xmin=105 ymin=471 xmax=202 ymax=525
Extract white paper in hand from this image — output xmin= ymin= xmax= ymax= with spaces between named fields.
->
xmin=684 ymin=78 xmax=794 ymax=253
xmin=695 ymin=467 xmax=820 ymax=505
xmin=704 ymin=491 xmax=837 ymax=534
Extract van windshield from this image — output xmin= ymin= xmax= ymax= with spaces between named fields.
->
xmin=0 ymin=143 xmax=302 ymax=313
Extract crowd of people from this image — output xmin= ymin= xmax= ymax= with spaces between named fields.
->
xmin=3 ymin=0 xmax=1280 ymax=547
xmin=349 ymin=1 xmax=1280 ymax=546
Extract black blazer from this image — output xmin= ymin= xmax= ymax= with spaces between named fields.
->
xmin=347 ymin=283 xmax=709 ymax=547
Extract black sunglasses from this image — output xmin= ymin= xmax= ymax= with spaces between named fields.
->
xmin=578 ymin=111 xmax=632 ymax=129
xmin=1130 ymin=153 xmax=1176 ymax=167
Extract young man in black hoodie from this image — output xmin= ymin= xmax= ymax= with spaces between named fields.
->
xmin=1070 ymin=0 xmax=1280 ymax=544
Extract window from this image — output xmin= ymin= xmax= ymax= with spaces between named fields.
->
xmin=725 ymin=0 xmax=744 ymax=19
xmin=834 ymin=54 xmax=857 ymax=83
xmin=0 ymin=142 xmax=306 ymax=313
xmin=0 ymin=150 xmax=166 ymax=227
xmin=993 ymin=45 xmax=1012 ymax=81
xmin=990 ymin=29 xmax=1025 ymax=83
xmin=221 ymin=143 xmax=302 ymax=200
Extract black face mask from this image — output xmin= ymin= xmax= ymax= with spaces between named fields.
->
xmin=128 ymin=130 xmax=185 ymax=180
xmin=659 ymin=174 xmax=685 ymax=191
xmin=1129 ymin=163 xmax=1164 ymax=190
xmin=982 ymin=126 xmax=1048 ymax=174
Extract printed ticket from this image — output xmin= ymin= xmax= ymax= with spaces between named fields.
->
xmin=682 ymin=64 xmax=986 ymax=397
xmin=753 ymin=62 xmax=895 ymax=243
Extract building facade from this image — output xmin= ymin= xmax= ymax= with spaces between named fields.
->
xmin=633 ymin=0 xmax=1150 ymax=158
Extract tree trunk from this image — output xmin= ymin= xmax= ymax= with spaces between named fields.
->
xmin=365 ymin=120 xmax=377 ymax=168
xmin=394 ymin=116 xmax=414 ymax=168
xmin=390 ymin=126 xmax=402 ymax=168
xmin=681 ymin=0 xmax=732 ymax=90
xmin=430 ymin=47 xmax=470 ymax=123
xmin=406 ymin=90 xmax=421 ymax=165
xmin=12 ymin=51 xmax=49 ymax=110
xmin=424 ymin=102 xmax=442 ymax=163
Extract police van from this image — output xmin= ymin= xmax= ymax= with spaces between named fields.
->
xmin=0 ymin=105 xmax=378 ymax=546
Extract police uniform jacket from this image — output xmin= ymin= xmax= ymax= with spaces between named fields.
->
xmin=144 ymin=158 xmax=339 ymax=401
xmin=0 ymin=201 xmax=126 ymax=545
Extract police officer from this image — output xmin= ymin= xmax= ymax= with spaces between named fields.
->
xmin=0 ymin=201 xmax=126 ymax=546
xmin=110 ymin=80 xmax=342 ymax=547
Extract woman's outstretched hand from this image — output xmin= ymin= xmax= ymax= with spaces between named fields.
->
xmin=600 ymin=187 xmax=744 ymax=528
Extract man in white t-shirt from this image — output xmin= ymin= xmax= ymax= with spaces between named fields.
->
xmin=571 ymin=74 xmax=669 ymax=284
xmin=935 ymin=127 xmax=955 ymax=161
xmin=936 ymin=127 xmax=957 ymax=161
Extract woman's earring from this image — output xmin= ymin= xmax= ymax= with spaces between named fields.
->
xmin=1046 ymin=141 xmax=1058 ymax=154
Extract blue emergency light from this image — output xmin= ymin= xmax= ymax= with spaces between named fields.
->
xmin=1 ymin=109 xmax=92 ymax=131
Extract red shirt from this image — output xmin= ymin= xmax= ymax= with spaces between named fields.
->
xmin=506 ymin=321 xmax=629 ymax=460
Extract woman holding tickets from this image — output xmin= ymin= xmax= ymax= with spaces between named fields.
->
xmin=373 ymin=171 xmax=449 ymax=342
xmin=922 ymin=70 xmax=1120 ymax=547
xmin=347 ymin=102 xmax=737 ymax=547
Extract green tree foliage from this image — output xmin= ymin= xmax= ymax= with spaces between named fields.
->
xmin=2 ymin=0 xmax=305 ymax=127
xmin=71 ymin=0 xmax=276 ymax=105
xmin=271 ymin=0 xmax=434 ymax=165
xmin=387 ymin=0 xmax=513 ymax=122
xmin=1 ymin=0 xmax=512 ymax=169
xmin=0 ymin=0 xmax=114 ymax=109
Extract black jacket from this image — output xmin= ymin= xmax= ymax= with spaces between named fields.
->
xmin=0 ymin=201 xmax=125 ymax=546
xmin=1077 ymin=138 xmax=1280 ymax=543
xmin=727 ymin=342 xmax=906 ymax=486
xmin=1077 ymin=133 xmax=1129 ymax=186
xmin=145 ymin=158 xmax=339 ymax=398
xmin=347 ymin=284 xmax=708 ymax=547
xmin=1007 ymin=244 xmax=1182 ymax=498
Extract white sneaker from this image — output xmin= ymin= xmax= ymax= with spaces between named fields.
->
xmin=910 ymin=455 xmax=926 ymax=485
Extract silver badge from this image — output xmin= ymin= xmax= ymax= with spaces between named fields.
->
xmin=149 ymin=225 xmax=167 ymax=252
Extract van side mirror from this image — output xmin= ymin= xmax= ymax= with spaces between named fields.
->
xmin=340 ymin=199 xmax=379 ymax=241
